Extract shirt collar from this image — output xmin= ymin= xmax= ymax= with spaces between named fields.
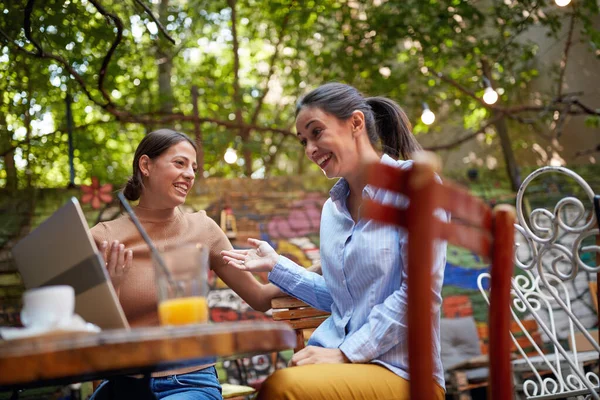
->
xmin=329 ymin=178 xmax=350 ymax=202
xmin=329 ymin=154 xmax=400 ymax=201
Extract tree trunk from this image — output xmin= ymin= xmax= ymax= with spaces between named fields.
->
xmin=228 ymin=0 xmax=252 ymax=176
xmin=494 ymin=116 xmax=521 ymax=192
xmin=482 ymin=59 xmax=520 ymax=191
xmin=191 ymin=85 xmax=204 ymax=180
xmin=24 ymin=104 xmax=32 ymax=188
xmin=241 ymin=130 xmax=252 ymax=177
xmin=1 ymin=127 xmax=17 ymax=191
xmin=66 ymin=94 xmax=76 ymax=188
xmin=157 ymin=0 xmax=174 ymax=114
xmin=24 ymin=62 xmax=33 ymax=188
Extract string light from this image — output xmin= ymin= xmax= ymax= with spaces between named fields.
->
xmin=420 ymin=103 xmax=435 ymax=125
xmin=555 ymin=0 xmax=571 ymax=6
xmin=224 ymin=148 xmax=238 ymax=164
xmin=483 ymin=87 xmax=499 ymax=105
xmin=482 ymin=77 xmax=499 ymax=105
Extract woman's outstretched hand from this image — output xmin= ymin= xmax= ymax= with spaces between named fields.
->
xmin=221 ymin=238 xmax=279 ymax=273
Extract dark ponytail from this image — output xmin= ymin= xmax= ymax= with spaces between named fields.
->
xmin=123 ymin=128 xmax=196 ymax=201
xmin=366 ymin=97 xmax=421 ymax=160
xmin=296 ymin=83 xmax=421 ymax=160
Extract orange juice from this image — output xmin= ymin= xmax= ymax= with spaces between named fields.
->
xmin=158 ymin=296 xmax=208 ymax=325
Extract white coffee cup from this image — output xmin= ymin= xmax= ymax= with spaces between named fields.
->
xmin=20 ymin=285 xmax=75 ymax=329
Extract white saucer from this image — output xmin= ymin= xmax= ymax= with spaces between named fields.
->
xmin=0 ymin=314 xmax=101 ymax=341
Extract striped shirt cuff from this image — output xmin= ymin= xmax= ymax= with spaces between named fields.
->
xmin=339 ymin=331 xmax=379 ymax=363
xmin=268 ymin=255 xmax=301 ymax=290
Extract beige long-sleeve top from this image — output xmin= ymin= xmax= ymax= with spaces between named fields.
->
xmin=91 ymin=206 xmax=232 ymax=377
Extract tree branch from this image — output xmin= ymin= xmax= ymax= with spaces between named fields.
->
xmin=493 ymin=2 xmax=540 ymax=65
xmin=558 ymin=12 xmax=577 ymax=99
xmin=574 ymin=144 xmax=600 ymax=158
xmin=506 ymin=114 xmax=554 ymax=141
xmin=434 ymin=70 xmax=492 ymax=109
xmin=249 ymin=6 xmax=292 ymax=126
xmin=263 ymin=134 xmax=289 ymax=176
xmin=6 ymin=0 xmax=299 ymax=156
xmin=23 ymin=0 xmax=99 ymax=104
xmin=434 ymin=70 xmax=600 ymax=118
xmin=0 ymin=114 xmax=296 ymax=160
xmin=23 ymin=0 xmax=43 ymax=54
xmin=132 ymin=0 xmax=176 ymax=44
xmin=228 ymin=0 xmax=243 ymax=126
xmin=0 ymin=120 xmax=120 ymax=158
xmin=0 ymin=27 xmax=37 ymax=56
xmin=424 ymin=115 xmax=504 ymax=151
xmin=504 ymin=98 xmax=600 ymax=116
xmin=112 ymin=112 xmax=296 ymax=136
xmin=88 ymin=0 xmax=124 ymax=108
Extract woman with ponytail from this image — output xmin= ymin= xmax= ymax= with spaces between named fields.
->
xmin=222 ymin=83 xmax=447 ymax=399
xmin=90 ymin=129 xmax=283 ymax=399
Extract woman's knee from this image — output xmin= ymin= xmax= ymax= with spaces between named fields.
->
xmin=257 ymin=368 xmax=305 ymax=400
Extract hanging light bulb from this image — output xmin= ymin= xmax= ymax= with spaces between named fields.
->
xmin=420 ymin=103 xmax=435 ymax=125
xmin=224 ymin=148 xmax=238 ymax=164
xmin=483 ymin=87 xmax=499 ymax=105
xmin=555 ymin=0 xmax=571 ymax=6
xmin=482 ymin=77 xmax=499 ymax=105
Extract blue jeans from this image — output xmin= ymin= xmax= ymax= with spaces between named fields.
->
xmin=91 ymin=366 xmax=222 ymax=400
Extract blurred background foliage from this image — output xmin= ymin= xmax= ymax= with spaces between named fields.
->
xmin=0 ymin=0 xmax=599 ymax=190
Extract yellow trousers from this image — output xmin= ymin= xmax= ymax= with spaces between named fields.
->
xmin=256 ymin=364 xmax=445 ymax=400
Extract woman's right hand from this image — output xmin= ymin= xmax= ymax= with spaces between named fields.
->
xmin=99 ymin=240 xmax=133 ymax=279
xmin=221 ymin=238 xmax=279 ymax=273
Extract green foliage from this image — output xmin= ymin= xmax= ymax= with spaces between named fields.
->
xmin=1 ymin=0 xmax=599 ymax=188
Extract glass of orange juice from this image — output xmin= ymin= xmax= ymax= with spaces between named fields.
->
xmin=155 ymin=243 xmax=209 ymax=326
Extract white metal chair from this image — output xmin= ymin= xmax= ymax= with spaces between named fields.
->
xmin=478 ymin=166 xmax=600 ymax=400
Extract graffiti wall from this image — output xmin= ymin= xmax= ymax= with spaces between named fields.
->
xmin=1 ymin=169 xmax=598 ymax=388
xmin=199 ymin=190 xmax=326 ymax=386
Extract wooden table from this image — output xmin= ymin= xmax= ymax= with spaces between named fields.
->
xmin=0 ymin=321 xmax=296 ymax=393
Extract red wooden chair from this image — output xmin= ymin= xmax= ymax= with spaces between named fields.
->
xmin=363 ymin=152 xmax=515 ymax=400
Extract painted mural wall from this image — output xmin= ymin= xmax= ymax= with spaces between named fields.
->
xmin=0 ymin=169 xmax=598 ymax=387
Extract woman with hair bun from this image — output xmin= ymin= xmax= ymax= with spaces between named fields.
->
xmin=90 ymin=128 xmax=282 ymax=399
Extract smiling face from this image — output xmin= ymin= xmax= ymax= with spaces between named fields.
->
xmin=296 ymin=107 xmax=360 ymax=179
xmin=140 ymin=140 xmax=197 ymax=209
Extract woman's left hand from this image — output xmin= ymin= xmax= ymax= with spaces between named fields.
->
xmin=221 ymin=238 xmax=279 ymax=273
xmin=290 ymin=346 xmax=351 ymax=366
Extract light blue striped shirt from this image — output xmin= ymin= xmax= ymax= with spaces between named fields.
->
xmin=268 ymin=155 xmax=447 ymax=387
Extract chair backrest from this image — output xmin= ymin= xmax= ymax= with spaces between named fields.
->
xmin=363 ymin=152 xmax=516 ymax=400
xmin=487 ymin=166 xmax=600 ymax=400
xmin=271 ymin=295 xmax=330 ymax=353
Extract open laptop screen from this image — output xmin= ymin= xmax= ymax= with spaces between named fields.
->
xmin=12 ymin=197 xmax=129 ymax=330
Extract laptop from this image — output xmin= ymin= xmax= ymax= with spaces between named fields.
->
xmin=12 ymin=197 xmax=129 ymax=330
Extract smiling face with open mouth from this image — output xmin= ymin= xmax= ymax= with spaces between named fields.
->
xmin=142 ymin=140 xmax=198 ymax=209
xmin=296 ymin=107 xmax=358 ymax=180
